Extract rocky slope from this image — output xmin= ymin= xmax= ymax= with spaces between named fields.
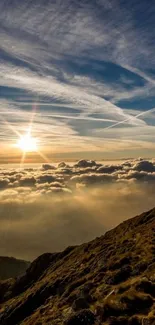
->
xmin=0 ymin=208 xmax=155 ymax=324
xmin=0 ymin=256 xmax=30 ymax=280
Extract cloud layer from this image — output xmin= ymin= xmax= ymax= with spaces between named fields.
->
xmin=1 ymin=159 xmax=155 ymax=260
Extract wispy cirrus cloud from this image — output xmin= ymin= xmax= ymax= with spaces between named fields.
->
xmin=0 ymin=0 xmax=155 ymax=160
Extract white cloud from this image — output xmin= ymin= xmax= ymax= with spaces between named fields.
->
xmin=1 ymin=159 xmax=155 ymax=259
xmin=0 ymin=0 xmax=155 ymax=156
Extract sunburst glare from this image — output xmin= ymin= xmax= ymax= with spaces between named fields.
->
xmin=17 ymin=132 xmax=38 ymax=152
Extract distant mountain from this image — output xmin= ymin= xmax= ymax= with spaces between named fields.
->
xmin=0 ymin=256 xmax=30 ymax=280
xmin=0 ymin=208 xmax=155 ymax=324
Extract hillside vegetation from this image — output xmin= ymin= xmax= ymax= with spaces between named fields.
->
xmin=0 ymin=208 xmax=155 ymax=324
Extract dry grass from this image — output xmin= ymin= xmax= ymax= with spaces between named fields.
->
xmin=0 ymin=207 xmax=155 ymax=324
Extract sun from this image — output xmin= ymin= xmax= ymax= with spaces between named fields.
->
xmin=17 ymin=133 xmax=38 ymax=152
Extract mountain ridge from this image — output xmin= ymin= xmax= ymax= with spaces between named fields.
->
xmin=0 ymin=207 xmax=155 ymax=324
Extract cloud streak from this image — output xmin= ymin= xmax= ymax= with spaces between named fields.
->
xmin=0 ymin=0 xmax=155 ymax=159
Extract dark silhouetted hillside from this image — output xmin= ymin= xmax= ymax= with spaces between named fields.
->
xmin=0 ymin=208 xmax=155 ymax=324
xmin=0 ymin=256 xmax=30 ymax=280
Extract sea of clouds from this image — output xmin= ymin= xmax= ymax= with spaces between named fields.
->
xmin=1 ymin=158 xmax=155 ymax=260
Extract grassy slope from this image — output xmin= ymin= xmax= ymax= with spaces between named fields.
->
xmin=0 ymin=208 xmax=155 ymax=324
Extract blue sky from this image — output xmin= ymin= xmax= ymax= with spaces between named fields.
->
xmin=0 ymin=0 xmax=155 ymax=161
